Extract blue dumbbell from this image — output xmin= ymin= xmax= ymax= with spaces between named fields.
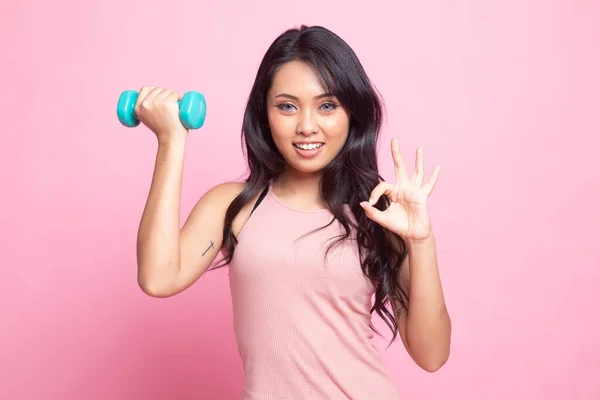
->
xmin=116 ymin=90 xmax=207 ymax=130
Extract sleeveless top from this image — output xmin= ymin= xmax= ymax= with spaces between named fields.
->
xmin=228 ymin=182 xmax=402 ymax=399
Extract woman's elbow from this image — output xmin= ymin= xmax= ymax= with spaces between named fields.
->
xmin=137 ymin=274 xmax=178 ymax=298
xmin=419 ymin=351 xmax=450 ymax=373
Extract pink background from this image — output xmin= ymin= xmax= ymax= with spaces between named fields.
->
xmin=2 ymin=0 xmax=599 ymax=399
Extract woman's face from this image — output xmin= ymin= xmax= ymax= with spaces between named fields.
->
xmin=266 ymin=61 xmax=350 ymax=175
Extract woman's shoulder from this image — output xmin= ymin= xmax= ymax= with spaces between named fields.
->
xmin=205 ymin=180 xmax=269 ymax=237
xmin=204 ymin=181 xmax=247 ymax=202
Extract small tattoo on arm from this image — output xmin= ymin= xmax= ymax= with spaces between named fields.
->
xmin=202 ymin=240 xmax=215 ymax=256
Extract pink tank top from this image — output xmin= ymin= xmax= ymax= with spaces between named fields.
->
xmin=228 ymin=182 xmax=402 ymax=399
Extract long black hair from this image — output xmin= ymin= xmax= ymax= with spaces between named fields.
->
xmin=210 ymin=25 xmax=408 ymax=346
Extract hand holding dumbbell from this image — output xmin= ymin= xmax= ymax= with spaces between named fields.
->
xmin=117 ymin=88 xmax=207 ymax=136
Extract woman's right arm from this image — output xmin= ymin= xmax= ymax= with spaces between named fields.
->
xmin=136 ymin=148 xmax=244 ymax=297
xmin=132 ymin=86 xmax=245 ymax=297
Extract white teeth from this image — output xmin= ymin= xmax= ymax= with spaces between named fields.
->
xmin=295 ymin=143 xmax=324 ymax=150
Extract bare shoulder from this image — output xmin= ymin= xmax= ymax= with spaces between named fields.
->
xmin=181 ymin=181 xmax=247 ymax=235
xmin=203 ymin=181 xmax=247 ymax=203
xmin=196 ymin=181 xmax=260 ymax=236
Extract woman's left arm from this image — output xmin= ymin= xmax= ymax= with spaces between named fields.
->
xmin=395 ymin=236 xmax=451 ymax=372
xmin=361 ymin=137 xmax=451 ymax=372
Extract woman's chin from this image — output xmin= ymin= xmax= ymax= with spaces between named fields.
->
xmin=285 ymin=159 xmax=328 ymax=175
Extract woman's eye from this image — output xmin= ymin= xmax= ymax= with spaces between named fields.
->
xmin=277 ymin=103 xmax=297 ymax=112
xmin=320 ymin=103 xmax=338 ymax=112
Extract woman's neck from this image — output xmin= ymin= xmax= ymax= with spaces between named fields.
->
xmin=273 ymin=170 xmax=326 ymax=210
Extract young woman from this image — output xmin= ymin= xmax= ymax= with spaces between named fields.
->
xmin=134 ymin=25 xmax=451 ymax=399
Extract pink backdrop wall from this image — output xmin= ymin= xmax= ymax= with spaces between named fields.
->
xmin=2 ymin=0 xmax=599 ymax=399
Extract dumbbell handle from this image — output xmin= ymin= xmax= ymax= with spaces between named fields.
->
xmin=117 ymin=90 xmax=206 ymax=130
